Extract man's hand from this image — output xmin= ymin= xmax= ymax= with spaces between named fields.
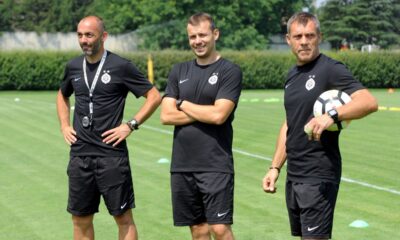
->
xmin=304 ymin=114 xmax=334 ymax=141
xmin=102 ymin=123 xmax=132 ymax=147
xmin=61 ymin=126 xmax=77 ymax=145
xmin=262 ymin=168 xmax=280 ymax=193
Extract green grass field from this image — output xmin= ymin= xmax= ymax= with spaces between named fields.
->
xmin=0 ymin=89 xmax=399 ymax=240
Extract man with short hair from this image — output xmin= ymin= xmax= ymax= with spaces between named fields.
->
xmin=262 ymin=12 xmax=378 ymax=240
xmin=161 ymin=12 xmax=242 ymax=240
xmin=57 ymin=15 xmax=161 ymax=240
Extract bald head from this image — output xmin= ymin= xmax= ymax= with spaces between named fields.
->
xmin=77 ymin=15 xmax=108 ymax=61
xmin=78 ymin=15 xmax=106 ymax=33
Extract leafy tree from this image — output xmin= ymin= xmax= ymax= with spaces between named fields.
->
xmin=0 ymin=0 xmax=91 ymax=32
xmin=134 ymin=0 xmax=310 ymax=50
xmin=319 ymin=0 xmax=400 ymax=49
xmin=0 ymin=0 xmax=14 ymax=31
xmin=0 ymin=0 xmax=311 ymax=50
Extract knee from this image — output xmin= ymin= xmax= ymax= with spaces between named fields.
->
xmin=72 ymin=215 xmax=94 ymax=229
xmin=210 ymin=224 xmax=233 ymax=239
xmin=114 ymin=210 xmax=135 ymax=227
xmin=190 ymin=223 xmax=210 ymax=238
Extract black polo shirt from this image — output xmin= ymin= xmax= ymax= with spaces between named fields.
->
xmin=164 ymin=58 xmax=242 ymax=173
xmin=284 ymin=54 xmax=365 ymax=183
xmin=60 ymin=51 xmax=153 ymax=157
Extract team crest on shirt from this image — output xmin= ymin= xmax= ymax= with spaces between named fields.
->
xmin=305 ymin=75 xmax=315 ymax=91
xmin=101 ymin=70 xmax=111 ymax=84
xmin=208 ymin=73 xmax=218 ymax=85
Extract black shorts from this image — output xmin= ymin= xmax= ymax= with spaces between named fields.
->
xmin=171 ymin=172 xmax=234 ymax=226
xmin=67 ymin=156 xmax=135 ymax=216
xmin=286 ymin=181 xmax=339 ymax=239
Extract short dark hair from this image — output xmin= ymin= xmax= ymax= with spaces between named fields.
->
xmin=187 ymin=12 xmax=216 ymax=30
xmin=287 ymin=12 xmax=320 ymax=34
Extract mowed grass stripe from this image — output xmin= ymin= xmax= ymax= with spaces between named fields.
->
xmin=0 ymin=116 xmax=68 ymax=159
xmin=335 ymin=187 xmax=400 ymax=238
xmin=1 ymin=93 xmax=398 ymax=197
xmin=137 ymin=122 xmax=400 ymax=196
xmin=124 ymin=138 xmax=189 ymax=239
xmin=0 ymin=145 xmax=68 ymax=239
xmin=1 ymin=90 xmax=399 ymax=239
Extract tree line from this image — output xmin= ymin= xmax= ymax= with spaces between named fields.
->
xmin=0 ymin=0 xmax=399 ymax=50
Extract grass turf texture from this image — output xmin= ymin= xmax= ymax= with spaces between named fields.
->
xmin=0 ymin=89 xmax=399 ymax=239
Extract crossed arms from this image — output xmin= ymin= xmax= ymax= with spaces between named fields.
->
xmin=160 ymin=97 xmax=236 ymax=126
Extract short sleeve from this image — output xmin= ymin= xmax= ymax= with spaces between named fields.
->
xmin=59 ymin=64 xmax=74 ymax=97
xmin=163 ymin=64 xmax=180 ymax=99
xmin=216 ymin=63 xmax=243 ymax=104
xmin=330 ymin=62 xmax=365 ymax=95
xmin=123 ymin=61 xmax=153 ymax=98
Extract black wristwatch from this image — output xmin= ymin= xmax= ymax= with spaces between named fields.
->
xmin=127 ymin=119 xmax=139 ymax=131
xmin=327 ymin=109 xmax=339 ymax=123
xmin=176 ymin=99 xmax=184 ymax=111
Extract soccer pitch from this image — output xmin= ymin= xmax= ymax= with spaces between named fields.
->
xmin=0 ymin=89 xmax=399 ymax=239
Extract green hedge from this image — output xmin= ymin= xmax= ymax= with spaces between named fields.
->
xmin=0 ymin=50 xmax=399 ymax=90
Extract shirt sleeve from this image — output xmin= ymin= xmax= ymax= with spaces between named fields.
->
xmin=163 ymin=64 xmax=180 ymax=99
xmin=216 ymin=63 xmax=243 ymax=104
xmin=59 ymin=64 xmax=74 ymax=97
xmin=330 ymin=62 xmax=365 ymax=95
xmin=123 ymin=61 xmax=153 ymax=98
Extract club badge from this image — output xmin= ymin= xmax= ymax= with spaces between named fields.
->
xmin=101 ymin=70 xmax=111 ymax=84
xmin=305 ymin=75 xmax=315 ymax=91
xmin=208 ymin=73 xmax=218 ymax=85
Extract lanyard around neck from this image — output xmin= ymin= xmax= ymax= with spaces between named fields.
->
xmin=82 ymin=50 xmax=107 ymax=117
xmin=83 ymin=50 xmax=107 ymax=98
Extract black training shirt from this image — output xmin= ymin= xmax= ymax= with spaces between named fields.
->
xmin=164 ymin=58 xmax=242 ymax=173
xmin=60 ymin=51 xmax=153 ymax=157
xmin=284 ymin=54 xmax=365 ymax=183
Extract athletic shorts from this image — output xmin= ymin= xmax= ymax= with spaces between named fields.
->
xmin=67 ymin=156 xmax=135 ymax=216
xmin=286 ymin=181 xmax=339 ymax=239
xmin=171 ymin=172 xmax=234 ymax=226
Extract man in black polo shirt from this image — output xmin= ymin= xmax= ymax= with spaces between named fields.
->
xmin=161 ymin=13 xmax=242 ymax=240
xmin=56 ymin=15 xmax=160 ymax=240
xmin=262 ymin=12 xmax=377 ymax=240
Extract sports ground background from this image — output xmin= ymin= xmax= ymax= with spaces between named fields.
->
xmin=0 ymin=89 xmax=398 ymax=239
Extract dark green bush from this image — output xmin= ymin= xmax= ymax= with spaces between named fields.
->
xmin=0 ymin=50 xmax=398 ymax=90
xmin=0 ymin=51 xmax=76 ymax=90
xmin=329 ymin=52 xmax=400 ymax=88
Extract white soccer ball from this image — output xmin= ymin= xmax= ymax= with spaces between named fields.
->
xmin=313 ymin=89 xmax=352 ymax=131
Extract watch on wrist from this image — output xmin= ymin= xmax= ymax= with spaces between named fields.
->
xmin=127 ymin=119 xmax=139 ymax=131
xmin=176 ymin=99 xmax=184 ymax=111
xmin=327 ymin=109 xmax=339 ymax=123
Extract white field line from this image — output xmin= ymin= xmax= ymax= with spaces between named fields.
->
xmin=3 ymin=98 xmax=399 ymax=196
xmin=141 ymin=125 xmax=400 ymax=196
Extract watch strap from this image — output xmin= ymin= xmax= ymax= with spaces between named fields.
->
xmin=127 ymin=119 xmax=139 ymax=131
xmin=176 ymin=99 xmax=184 ymax=111
xmin=327 ymin=109 xmax=339 ymax=123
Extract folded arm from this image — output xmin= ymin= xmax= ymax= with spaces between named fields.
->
xmin=180 ymin=98 xmax=236 ymax=125
xmin=337 ymin=89 xmax=378 ymax=121
xmin=305 ymin=89 xmax=378 ymax=141
xmin=160 ymin=97 xmax=196 ymax=125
